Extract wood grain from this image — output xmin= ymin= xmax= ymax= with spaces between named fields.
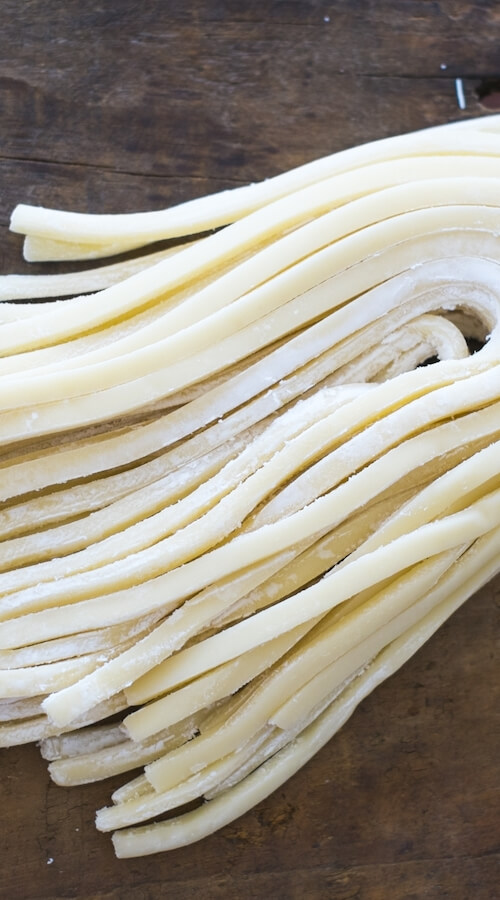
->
xmin=0 ymin=2 xmax=498 ymax=898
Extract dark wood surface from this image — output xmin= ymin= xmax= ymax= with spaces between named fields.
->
xmin=0 ymin=2 xmax=499 ymax=898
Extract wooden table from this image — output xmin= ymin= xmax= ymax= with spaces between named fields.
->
xmin=0 ymin=2 xmax=498 ymax=897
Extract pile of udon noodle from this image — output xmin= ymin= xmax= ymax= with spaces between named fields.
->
xmin=0 ymin=115 xmax=499 ymax=858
